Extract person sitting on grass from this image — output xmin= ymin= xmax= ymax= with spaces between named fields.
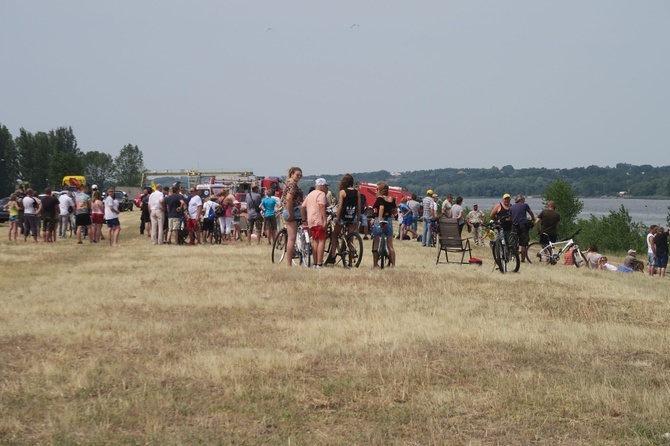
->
xmin=586 ymin=245 xmax=602 ymax=269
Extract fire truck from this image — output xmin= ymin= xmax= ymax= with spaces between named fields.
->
xmin=357 ymin=182 xmax=412 ymax=210
xmin=140 ymin=170 xmax=283 ymax=211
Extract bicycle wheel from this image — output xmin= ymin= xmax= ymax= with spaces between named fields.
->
xmin=572 ymin=249 xmax=588 ymax=268
xmin=378 ymin=237 xmax=389 ymax=269
xmin=508 ymin=233 xmax=520 ymax=273
xmin=299 ymin=230 xmax=312 ymax=268
xmin=493 ymin=239 xmax=505 ymax=273
xmin=272 ymin=228 xmax=287 ymax=264
xmin=344 ymin=232 xmax=363 ymax=268
xmin=527 ymin=242 xmax=550 ymax=265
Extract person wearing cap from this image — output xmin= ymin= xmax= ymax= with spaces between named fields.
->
xmin=301 ymin=178 xmax=329 ymax=268
xmin=245 ymin=184 xmax=264 ymax=245
xmin=421 ymin=189 xmax=437 ymax=247
xmin=535 ymin=200 xmax=560 ymax=245
xmin=510 ymin=195 xmax=535 ymax=261
xmin=490 ymin=193 xmax=513 ymax=230
xmin=466 ymin=203 xmax=486 ymax=245
xmin=623 ymin=249 xmax=641 ymax=271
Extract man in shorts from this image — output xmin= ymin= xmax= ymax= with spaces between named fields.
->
xmin=510 ymin=195 xmax=535 ymax=262
xmin=187 ymin=188 xmax=202 ymax=245
xmin=301 ymin=178 xmax=329 ymax=268
xmin=165 ymin=186 xmax=186 ymax=245
xmin=654 ymin=226 xmax=669 ymax=278
xmin=75 ymin=184 xmax=92 ymax=244
xmin=245 ymin=184 xmax=264 ymax=245
xmin=647 ymin=225 xmax=658 ymax=276
xmin=40 ymin=188 xmax=60 ymax=243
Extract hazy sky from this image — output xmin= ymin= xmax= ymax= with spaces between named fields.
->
xmin=2 ymin=1 xmax=668 ymax=177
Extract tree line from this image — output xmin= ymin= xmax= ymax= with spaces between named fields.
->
xmin=0 ymin=124 xmax=146 ymax=197
xmin=317 ymin=164 xmax=670 ymax=199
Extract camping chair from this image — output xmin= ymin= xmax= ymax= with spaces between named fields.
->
xmin=436 ymin=218 xmax=473 ymax=264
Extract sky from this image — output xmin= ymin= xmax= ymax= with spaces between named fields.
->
xmin=2 ymin=1 xmax=669 ymax=178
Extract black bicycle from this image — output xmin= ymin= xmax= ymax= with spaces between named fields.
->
xmin=485 ymin=219 xmax=520 ymax=274
xmin=324 ymin=206 xmax=364 ymax=268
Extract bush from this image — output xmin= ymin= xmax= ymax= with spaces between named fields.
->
xmin=575 ymin=205 xmax=646 ymax=254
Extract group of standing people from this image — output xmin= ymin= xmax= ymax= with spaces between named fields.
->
xmin=3 ymin=184 xmax=121 ymax=246
xmin=281 ymin=167 xmax=397 ymax=268
xmin=647 ymin=225 xmax=669 ymax=278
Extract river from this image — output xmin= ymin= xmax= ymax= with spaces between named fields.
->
xmin=473 ymin=197 xmax=670 ymax=227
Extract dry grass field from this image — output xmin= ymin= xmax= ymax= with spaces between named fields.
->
xmin=1 ymin=212 xmax=670 ymax=445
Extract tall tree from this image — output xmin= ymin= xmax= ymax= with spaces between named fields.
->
xmin=542 ymin=178 xmax=583 ymax=239
xmin=16 ymin=129 xmax=51 ymax=191
xmin=114 ymin=144 xmax=145 ymax=187
xmin=48 ymin=126 xmax=79 ymax=155
xmin=83 ymin=151 xmax=115 ymax=190
xmin=0 ymin=124 xmax=19 ymax=196
xmin=49 ymin=151 xmax=84 ymax=189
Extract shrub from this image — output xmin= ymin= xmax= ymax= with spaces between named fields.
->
xmin=576 ymin=205 xmax=646 ymax=254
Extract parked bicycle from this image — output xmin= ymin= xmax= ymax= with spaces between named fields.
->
xmin=271 ymin=224 xmax=312 ymax=267
xmin=324 ymin=206 xmax=363 ymax=268
xmin=485 ymin=218 xmax=520 ymax=273
xmin=526 ymin=230 xmax=588 ymax=267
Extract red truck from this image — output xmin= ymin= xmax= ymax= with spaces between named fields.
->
xmin=357 ymin=181 xmax=412 ymax=211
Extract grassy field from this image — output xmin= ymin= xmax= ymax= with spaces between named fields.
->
xmin=1 ymin=212 xmax=669 ymax=445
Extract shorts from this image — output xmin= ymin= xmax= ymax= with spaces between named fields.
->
xmin=264 ymin=215 xmax=277 ymax=231
xmin=309 ymin=225 xmax=327 ymax=241
xmin=75 ymin=213 xmax=92 ymax=227
xmin=9 ymin=215 xmax=18 ymax=223
xmin=169 ymin=217 xmax=181 ymax=231
xmin=282 ymin=206 xmax=302 ymax=222
xmin=359 ymin=213 xmax=368 ymax=228
xmin=539 ymin=233 xmax=557 ymax=245
xmin=202 ymin=219 xmax=214 ymax=231
xmin=248 ymin=217 xmax=263 ymax=232
xmin=656 ymin=253 xmax=668 ymax=269
xmin=339 ymin=216 xmax=358 ymax=226
xmin=372 ymin=218 xmax=393 ymax=237
xmin=648 ymin=253 xmax=656 ymax=266
xmin=91 ymin=213 xmax=104 ymax=225
xmin=186 ymin=218 xmax=200 ymax=232
xmin=401 ymin=216 xmax=412 ymax=226
xmin=516 ymin=227 xmax=530 ymax=247
xmin=106 ymin=218 xmax=120 ymax=228
xmin=42 ymin=217 xmax=56 ymax=232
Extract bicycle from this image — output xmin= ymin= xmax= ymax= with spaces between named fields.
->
xmin=323 ymin=206 xmax=364 ymax=268
xmin=373 ymin=219 xmax=393 ymax=269
xmin=526 ymin=230 xmax=588 ymax=267
xmin=484 ymin=219 xmax=520 ymax=274
xmin=271 ymin=220 xmax=312 ymax=267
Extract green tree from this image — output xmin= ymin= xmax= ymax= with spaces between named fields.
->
xmin=542 ymin=178 xmax=583 ymax=239
xmin=83 ymin=151 xmax=115 ymax=190
xmin=0 ymin=124 xmax=19 ymax=196
xmin=49 ymin=151 xmax=84 ymax=189
xmin=114 ymin=144 xmax=145 ymax=187
xmin=16 ymin=129 xmax=51 ymax=191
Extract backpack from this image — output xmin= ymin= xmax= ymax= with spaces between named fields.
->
xmin=206 ymin=203 xmax=215 ymax=220
xmin=215 ymin=204 xmax=225 ymax=217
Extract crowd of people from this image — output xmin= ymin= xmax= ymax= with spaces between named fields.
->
xmin=3 ymin=184 xmax=122 ymax=246
xmin=4 ymin=177 xmax=669 ymax=276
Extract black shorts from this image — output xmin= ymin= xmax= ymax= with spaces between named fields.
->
xmin=202 ymin=219 xmax=214 ymax=231
xmin=516 ymin=226 xmax=530 ymax=247
xmin=42 ymin=216 xmax=56 ymax=232
xmin=75 ymin=213 xmax=92 ymax=227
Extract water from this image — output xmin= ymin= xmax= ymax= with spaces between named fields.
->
xmin=473 ymin=198 xmax=670 ymax=228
